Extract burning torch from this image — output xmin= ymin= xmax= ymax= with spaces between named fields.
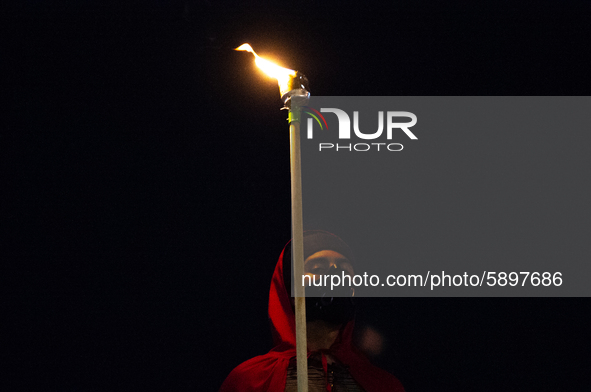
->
xmin=235 ymin=43 xmax=310 ymax=392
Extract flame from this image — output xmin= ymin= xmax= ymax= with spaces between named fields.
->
xmin=235 ymin=43 xmax=296 ymax=93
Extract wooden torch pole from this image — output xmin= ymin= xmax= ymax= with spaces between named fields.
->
xmin=289 ymin=106 xmax=308 ymax=392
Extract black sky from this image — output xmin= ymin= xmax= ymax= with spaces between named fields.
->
xmin=4 ymin=1 xmax=591 ymax=390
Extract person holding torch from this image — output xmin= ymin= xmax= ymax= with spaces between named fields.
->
xmin=219 ymin=230 xmax=405 ymax=391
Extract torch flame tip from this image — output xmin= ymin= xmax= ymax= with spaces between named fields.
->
xmin=234 ymin=43 xmax=254 ymax=53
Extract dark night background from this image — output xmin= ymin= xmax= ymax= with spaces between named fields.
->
xmin=3 ymin=1 xmax=591 ymax=390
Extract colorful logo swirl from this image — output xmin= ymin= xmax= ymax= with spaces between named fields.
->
xmin=302 ymin=106 xmax=329 ymax=130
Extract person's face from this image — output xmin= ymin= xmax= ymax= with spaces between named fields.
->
xmin=303 ymin=250 xmax=354 ymax=285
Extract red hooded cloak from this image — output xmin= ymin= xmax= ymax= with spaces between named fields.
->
xmin=219 ymin=236 xmax=405 ymax=392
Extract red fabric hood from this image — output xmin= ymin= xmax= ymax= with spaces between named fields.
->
xmin=220 ymin=236 xmax=405 ymax=391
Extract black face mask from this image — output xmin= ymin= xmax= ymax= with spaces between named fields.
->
xmin=304 ymin=269 xmax=355 ymax=326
